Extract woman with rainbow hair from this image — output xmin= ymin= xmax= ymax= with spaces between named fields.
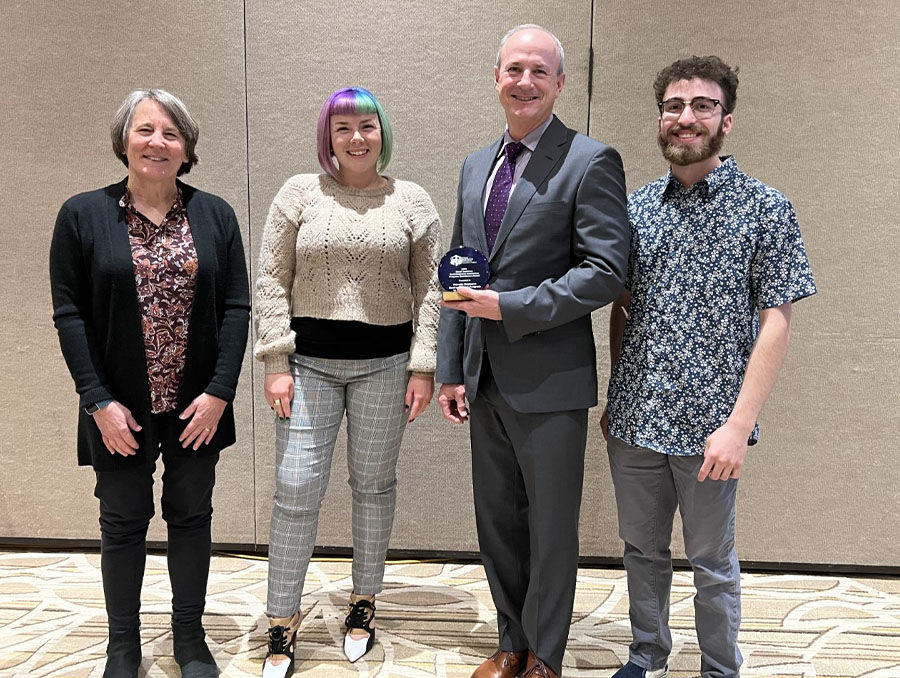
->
xmin=254 ymin=87 xmax=442 ymax=675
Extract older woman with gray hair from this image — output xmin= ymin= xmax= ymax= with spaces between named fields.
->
xmin=49 ymin=89 xmax=250 ymax=678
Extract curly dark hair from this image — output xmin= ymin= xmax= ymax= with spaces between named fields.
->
xmin=653 ymin=56 xmax=739 ymax=114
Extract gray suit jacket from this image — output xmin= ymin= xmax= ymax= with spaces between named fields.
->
xmin=436 ymin=116 xmax=629 ymax=413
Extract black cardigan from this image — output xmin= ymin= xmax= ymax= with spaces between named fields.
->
xmin=50 ymin=179 xmax=251 ymax=470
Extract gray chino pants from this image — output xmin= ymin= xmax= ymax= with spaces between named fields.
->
xmin=607 ymin=436 xmax=742 ymax=678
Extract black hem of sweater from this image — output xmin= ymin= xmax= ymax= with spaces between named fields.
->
xmin=291 ymin=317 xmax=412 ymax=360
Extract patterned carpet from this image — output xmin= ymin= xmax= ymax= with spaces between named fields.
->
xmin=2 ymin=551 xmax=898 ymax=677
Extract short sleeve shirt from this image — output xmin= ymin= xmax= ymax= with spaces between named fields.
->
xmin=607 ymin=156 xmax=817 ymax=456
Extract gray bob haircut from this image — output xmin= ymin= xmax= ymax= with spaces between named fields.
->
xmin=110 ymin=89 xmax=200 ymax=176
xmin=496 ymin=24 xmax=565 ymax=76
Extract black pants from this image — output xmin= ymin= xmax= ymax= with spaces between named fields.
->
xmin=93 ymin=418 xmax=219 ymax=633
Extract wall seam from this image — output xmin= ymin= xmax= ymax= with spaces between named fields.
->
xmin=586 ymin=0 xmax=595 ymax=135
xmin=241 ymin=0 xmax=257 ymax=549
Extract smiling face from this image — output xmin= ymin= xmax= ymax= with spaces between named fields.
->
xmin=330 ymin=113 xmax=382 ymax=182
xmin=495 ymin=28 xmax=565 ymax=139
xmin=657 ymin=78 xmax=732 ymax=167
xmin=124 ymin=99 xmax=188 ymax=185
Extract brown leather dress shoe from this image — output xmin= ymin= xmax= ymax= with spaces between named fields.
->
xmin=520 ymin=651 xmax=558 ymax=678
xmin=471 ymin=649 xmax=528 ymax=678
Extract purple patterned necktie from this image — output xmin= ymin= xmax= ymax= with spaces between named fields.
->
xmin=484 ymin=141 xmax=525 ymax=252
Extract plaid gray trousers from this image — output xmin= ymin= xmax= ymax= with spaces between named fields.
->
xmin=266 ymin=352 xmax=410 ymax=616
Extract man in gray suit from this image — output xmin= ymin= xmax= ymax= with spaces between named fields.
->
xmin=436 ymin=24 xmax=630 ymax=678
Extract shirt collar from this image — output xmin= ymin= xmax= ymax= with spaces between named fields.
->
xmin=502 ymin=115 xmax=553 ymax=154
xmin=120 ymin=186 xmax=133 ymax=209
xmin=120 ymin=185 xmax=184 ymax=214
xmin=661 ymin=155 xmax=738 ymax=200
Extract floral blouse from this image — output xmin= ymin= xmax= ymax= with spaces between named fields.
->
xmin=122 ymin=188 xmax=198 ymax=414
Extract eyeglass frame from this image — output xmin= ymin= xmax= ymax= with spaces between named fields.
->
xmin=657 ymin=97 xmax=724 ymax=118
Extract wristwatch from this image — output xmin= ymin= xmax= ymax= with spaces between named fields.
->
xmin=84 ymin=399 xmax=113 ymax=415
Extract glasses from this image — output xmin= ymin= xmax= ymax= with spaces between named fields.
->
xmin=658 ymin=97 xmax=722 ymax=119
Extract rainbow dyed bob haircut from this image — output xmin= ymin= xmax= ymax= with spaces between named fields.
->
xmin=317 ymin=87 xmax=393 ymax=181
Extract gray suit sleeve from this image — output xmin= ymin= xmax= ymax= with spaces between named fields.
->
xmin=435 ymin=160 xmax=468 ymax=384
xmin=498 ymin=145 xmax=629 ymax=342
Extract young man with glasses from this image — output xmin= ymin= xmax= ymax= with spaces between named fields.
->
xmin=600 ymin=56 xmax=817 ymax=678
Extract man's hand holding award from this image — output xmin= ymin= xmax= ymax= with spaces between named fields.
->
xmin=438 ymin=246 xmax=502 ymax=320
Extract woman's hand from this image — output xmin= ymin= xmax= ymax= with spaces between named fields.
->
xmin=178 ymin=393 xmax=227 ymax=450
xmin=265 ymin=372 xmax=294 ymax=419
xmin=93 ymin=401 xmax=142 ymax=456
xmin=405 ymin=373 xmax=434 ymax=423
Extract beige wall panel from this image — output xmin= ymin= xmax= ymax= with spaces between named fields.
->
xmin=0 ymin=1 xmax=255 ymax=543
xmin=589 ymin=1 xmax=900 ymax=565
xmin=247 ymin=1 xmax=593 ymax=551
xmin=3 ymin=0 xmax=896 ymax=569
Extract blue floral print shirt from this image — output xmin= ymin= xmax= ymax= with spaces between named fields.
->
xmin=607 ymin=156 xmax=817 ymax=456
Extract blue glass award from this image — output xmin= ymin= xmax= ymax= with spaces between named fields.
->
xmin=439 ymin=246 xmax=491 ymax=301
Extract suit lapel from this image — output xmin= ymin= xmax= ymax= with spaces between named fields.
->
xmin=489 ymin=116 xmax=568 ymax=262
xmin=469 ymin=138 xmax=503 ymax=254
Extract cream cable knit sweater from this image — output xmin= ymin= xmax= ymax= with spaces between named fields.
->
xmin=254 ymin=173 xmax=442 ymax=374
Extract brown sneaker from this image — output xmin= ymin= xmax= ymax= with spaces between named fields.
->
xmin=471 ymin=649 xmax=528 ymax=678
xmin=520 ymin=651 xmax=558 ymax=678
